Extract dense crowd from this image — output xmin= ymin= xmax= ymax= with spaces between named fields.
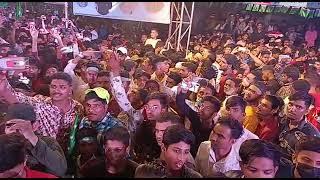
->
xmin=0 ymin=5 xmax=320 ymax=178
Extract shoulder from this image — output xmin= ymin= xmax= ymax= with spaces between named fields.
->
xmin=302 ymin=121 xmax=320 ymax=136
xmin=184 ymin=166 xmax=203 ymax=178
xmin=224 ymin=170 xmax=243 ymax=178
xmin=128 ymin=159 xmax=139 ymax=169
xmin=135 ymin=160 xmax=166 ymax=178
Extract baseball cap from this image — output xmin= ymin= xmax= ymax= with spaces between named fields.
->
xmin=117 ymin=47 xmax=128 ymax=55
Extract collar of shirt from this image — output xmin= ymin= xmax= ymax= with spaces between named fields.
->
xmin=80 ymin=113 xmax=121 ymax=132
xmin=209 ymin=145 xmax=240 ymax=173
xmin=282 ymin=116 xmax=308 ymax=131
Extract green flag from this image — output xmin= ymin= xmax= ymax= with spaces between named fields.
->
xmin=15 ymin=2 xmax=23 ymax=18
xmin=68 ymin=113 xmax=80 ymax=155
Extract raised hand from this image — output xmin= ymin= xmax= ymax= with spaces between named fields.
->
xmin=29 ymin=28 xmax=39 ymax=39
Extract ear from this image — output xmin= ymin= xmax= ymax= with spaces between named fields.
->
xmin=274 ymin=166 xmax=279 ymax=173
xmin=32 ymin=121 xmax=40 ymax=132
xmin=230 ymin=138 xmax=236 ymax=144
xmin=292 ymin=153 xmax=297 ymax=164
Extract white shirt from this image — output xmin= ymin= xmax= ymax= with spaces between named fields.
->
xmin=145 ymin=38 xmax=161 ymax=48
xmin=208 ymin=143 xmax=241 ymax=175
xmin=233 ymin=128 xmax=259 ymax=160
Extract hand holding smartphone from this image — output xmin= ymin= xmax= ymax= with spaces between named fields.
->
xmin=0 ymin=57 xmax=29 ymax=70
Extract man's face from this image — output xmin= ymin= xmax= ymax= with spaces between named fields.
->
xmin=135 ymin=75 xmax=149 ymax=89
xmin=145 ymin=99 xmax=165 ymax=121
xmin=165 ymin=77 xmax=176 ymax=88
xmin=155 ymin=121 xmax=173 ymax=146
xmin=284 ymin=40 xmax=290 ymax=47
xmin=157 ymin=61 xmax=170 ymax=74
xmin=50 ymin=79 xmax=72 ymax=101
xmin=210 ymin=123 xmax=235 ymax=151
xmin=257 ymin=98 xmax=273 ymax=117
xmin=314 ymin=62 xmax=320 ymax=71
xmin=242 ymin=157 xmax=278 ymax=178
xmin=224 ymin=47 xmax=232 ymax=54
xmin=244 ymin=85 xmax=262 ymax=102
xmin=163 ymin=141 xmax=190 ymax=171
xmin=293 ymin=150 xmax=320 ymax=178
xmin=279 ymin=73 xmax=290 ymax=85
xmin=224 ymin=79 xmax=237 ymax=96
xmin=85 ymin=70 xmax=98 ymax=85
xmin=196 ymin=87 xmax=213 ymax=102
xmin=286 ymin=100 xmax=308 ymax=121
xmin=104 ymin=140 xmax=127 ymax=165
xmin=261 ymin=54 xmax=271 ymax=64
xmin=257 ymin=23 xmax=263 ymax=30
xmin=218 ymin=58 xmax=229 ymax=71
xmin=45 ymin=67 xmax=58 ymax=78
xmin=0 ymin=46 xmax=10 ymax=57
xmin=262 ymin=70 xmax=273 ymax=81
xmin=199 ymin=101 xmax=216 ymax=122
xmin=26 ymin=65 xmax=40 ymax=78
xmin=79 ymin=140 xmax=99 ymax=157
xmin=144 ymin=82 xmax=159 ymax=93
xmin=226 ymin=105 xmax=244 ymax=122
xmin=178 ymin=66 xmax=190 ymax=78
xmin=95 ymin=75 xmax=110 ymax=91
xmin=141 ymin=34 xmax=148 ymax=43
xmin=85 ymin=99 xmax=107 ymax=122
xmin=242 ymin=73 xmax=255 ymax=88
xmin=150 ymin=30 xmax=158 ymax=39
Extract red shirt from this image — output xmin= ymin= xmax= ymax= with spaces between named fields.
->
xmin=307 ymin=107 xmax=320 ymax=131
xmin=255 ymin=117 xmax=279 ymax=142
xmin=25 ymin=167 xmax=57 ymax=178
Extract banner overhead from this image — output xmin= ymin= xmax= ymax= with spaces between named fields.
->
xmin=73 ymin=2 xmax=171 ymax=24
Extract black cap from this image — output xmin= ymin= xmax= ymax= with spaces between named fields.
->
xmin=5 ymin=103 xmax=36 ymax=123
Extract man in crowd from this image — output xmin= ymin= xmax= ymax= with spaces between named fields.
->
xmin=195 ymin=117 xmax=244 ymax=177
xmin=135 ymin=125 xmax=202 ymax=178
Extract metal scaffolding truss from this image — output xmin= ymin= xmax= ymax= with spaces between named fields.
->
xmin=165 ymin=2 xmax=195 ymax=56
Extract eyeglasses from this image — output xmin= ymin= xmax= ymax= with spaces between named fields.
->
xmin=85 ymin=87 xmax=110 ymax=104
xmin=144 ymin=105 xmax=160 ymax=111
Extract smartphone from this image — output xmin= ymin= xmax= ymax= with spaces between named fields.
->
xmin=238 ymin=47 xmax=247 ymax=52
xmin=61 ymin=46 xmax=73 ymax=53
xmin=181 ymin=81 xmax=200 ymax=93
xmin=0 ymin=57 xmax=29 ymax=70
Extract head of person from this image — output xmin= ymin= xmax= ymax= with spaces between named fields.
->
xmin=155 ymin=41 xmax=165 ymax=54
xmin=178 ymin=62 xmax=197 ymax=78
xmin=239 ymin=139 xmax=280 ymax=178
xmin=199 ymin=96 xmax=221 ymax=122
xmin=26 ymin=57 xmax=41 ymax=79
xmin=256 ymin=95 xmax=281 ymax=118
xmin=144 ymin=92 xmax=169 ymax=121
xmin=0 ymin=134 xmax=28 ymax=178
xmin=155 ymin=112 xmax=183 ymax=147
xmin=257 ymin=22 xmax=263 ymax=30
xmin=134 ymin=69 xmax=151 ymax=89
xmin=0 ymin=43 xmax=11 ymax=57
xmin=85 ymin=62 xmax=100 ymax=85
xmin=150 ymin=28 xmax=159 ymax=39
xmin=224 ymin=78 xmax=241 ymax=96
xmin=271 ymin=48 xmax=281 ymax=59
xmin=144 ymin=80 xmax=160 ymax=93
xmin=119 ymin=70 xmax=131 ymax=93
xmin=76 ymin=127 xmax=100 ymax=159
xmin=225 ymin=96 xmax=247 ymax=122
xmin=116 ymin=47 xmax=128 ymax=62
xmin=241 ymin=70 xmax=262 ymax=88
xmin=259 ymin=50 xmax=271 ymax=64
xmin=244 ymin=81 xmax=266 ymax=103
xmin=196 ymin=81 xmax=216 ymax=102
xmin=3 ymin=103 xmax=39 ymax=135
xmin=293 ymin=136 xmax=320 ymax=178
xmin=141 ymin=33 xmax=148 ymax=43
xmin=84 ymin=87 xmax=110 ymax=122
xmin=43 ymin=64 xmax=60 ymax=80
xmin=166 ymin=72 xmax=182 ymax=88
xmin=261 ymin=65 xmax=275 ymax=81
xmin=279 ymin=66 xmax=300 ymax=86
xmin=152 ymin=56 xmax=170 ymax=74
xmin=103 ymin=126 xmax=130 ymax=166
xmin=94 ymin=70 xmax=111 ymax=91
xmin=286 ymin=92 xmax=313 ymax=122
xmin=292 ymin=79 xmax=311 ymax=94
xmin=49 ymin=72 xmax=73 ymax=102
xmin=218 ymin=54 xmax=238 ymax=72
xmin=210 ymin=117 xmax=243 ymax=151
xmin=162 ymin=125 xmax=195 ymax=171
xmin=123 ymin=60 xmax=137 ymax=77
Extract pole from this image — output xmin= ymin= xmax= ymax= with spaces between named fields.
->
xmin=65 ymin=2 xmax=68 ymax=28
xmin=176 ymin=2 xmax=185 ymax=52
xmin=186 ymin=2 xmax=195 ymax=57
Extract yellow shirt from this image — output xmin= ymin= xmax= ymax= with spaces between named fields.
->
xmin=243 ymin=106 xmax=259 ymax=133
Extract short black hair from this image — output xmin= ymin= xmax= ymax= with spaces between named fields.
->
xmin=271 ymin=48 xmax=281 ymax=55
xmin=215 ymin=117 xmax=244 ymax=139
xmin=49 ymin=72 xmax=73 ymax=86
xmin=226 ymin=96 xmax=247 ymax=113
xmin=5 ymin=103 xmax=36 ymax=123
xmin=167 ymin=72 xmax=182 ymax=85
xmin=98 ymin=70 xmax=110 ymax=77
xmin=240 ymin=139 xmax=280 ymax=167
xmin=145 ymin=92 xmax=169 ymax=110
xmin=76 ymin=127 xmax=98 ymax=142
xmin=162 ymin=125 xmax=195 ymax=148
xmin=260 ymin=50 xmax=271 ymax=56
xmin=103 ymin=126 xmax=130 ymax=147
xmin=288 ymin=91 xmax=314 ymax=108
xmin=202 ymin=96 xmax=221 ymax=113
xmin=292 ymin=79 xmax=311 ymax=93
xmin=157 ymin=112 xmax=183 ymax=125
xmin=181 ymin=62 xmax=197 ymax=73
xmin=295 ymin=136 xmax=320 ymax=153
xmin=198 ymin=80 xmax=216 ymax=96
xmin=263 ymin=95 xmax=282 ymax=110
xmin=123 ymin=60 xmax=137 ymax=72
xmin=0 ymin=134 xmax=27 ymax=173
xmin=85 ymin=91 xmax=108 ymax=105
xmin=282 ymin=65 xmax=300 ymax=81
